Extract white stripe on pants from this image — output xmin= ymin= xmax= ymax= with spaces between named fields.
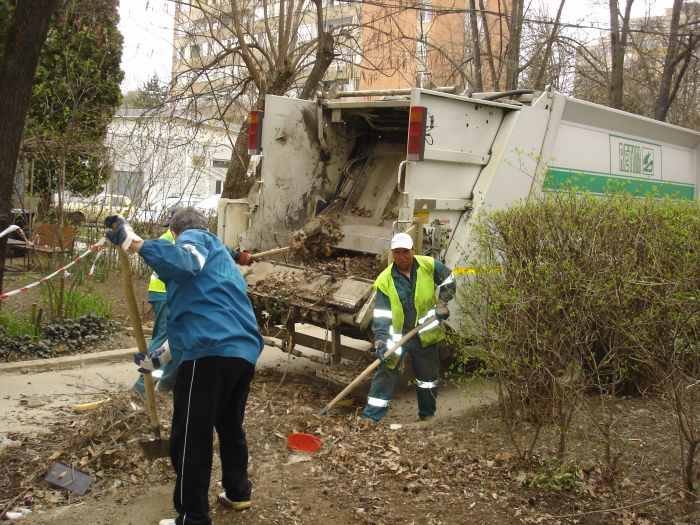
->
xmin=180 ymin=360 xmax=197 ymax=524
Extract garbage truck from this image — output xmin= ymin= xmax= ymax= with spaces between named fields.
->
xmin=217 ymin=86 xmax=700 ymax=368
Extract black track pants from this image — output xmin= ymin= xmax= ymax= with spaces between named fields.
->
xmin=170 ymin=356 xmax=255 ymax=525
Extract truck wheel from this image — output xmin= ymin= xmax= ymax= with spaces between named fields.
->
xmin=68 ymin=212 xmax=85 ymax=225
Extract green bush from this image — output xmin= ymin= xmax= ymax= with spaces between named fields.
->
xmin=457 ymin=193 xmax=700 ymax=463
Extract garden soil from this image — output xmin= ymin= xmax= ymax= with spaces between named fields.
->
xmin=0 ymin=349 xmax=697 ymax=525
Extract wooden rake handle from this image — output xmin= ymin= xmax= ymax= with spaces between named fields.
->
xmin=117 ymin=247 xmax=161 ymax=440
xmin=249 ymin=245 xmax=291 ymax=260
xmin=319 ymin=316 xmax=438 ymax=415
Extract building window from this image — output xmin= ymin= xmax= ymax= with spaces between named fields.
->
xmin=215 ymin=180 xmax=223 ymax=194
xmin=212 ymin=159 xmax=230 ymax=169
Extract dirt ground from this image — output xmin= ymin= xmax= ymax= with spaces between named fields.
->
xmin=1 ymin=257 xmax=698 ymax=525
xmin=1 ymin=351 xmax=697 ymax=525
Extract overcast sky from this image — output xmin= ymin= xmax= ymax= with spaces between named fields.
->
xmin=117 ymin=0 xmax=677 ymax=93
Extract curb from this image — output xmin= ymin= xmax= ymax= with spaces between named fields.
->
xmin=0 ymin=347 xmax=137 ymax=375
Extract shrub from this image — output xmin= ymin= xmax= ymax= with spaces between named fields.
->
xmin=457 ymin=192 xmax=699 ymax=491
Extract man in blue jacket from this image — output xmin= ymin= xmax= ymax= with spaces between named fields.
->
xmin=105 ymin=208 xmax=263 ymax=525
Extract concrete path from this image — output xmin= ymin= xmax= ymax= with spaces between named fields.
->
xmin=0 ymin=345 xmax=322 ymax=436
xmin=0 ymin=344 xmax=496 ymax=437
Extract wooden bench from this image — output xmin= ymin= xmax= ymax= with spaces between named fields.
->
xmin=29 ymin=223 xmax=76 ymax=269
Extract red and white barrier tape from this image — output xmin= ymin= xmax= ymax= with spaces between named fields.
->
xmin=0 ymin=238 xmax=106 ymax=302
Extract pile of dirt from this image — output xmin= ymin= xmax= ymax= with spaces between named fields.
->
xmin=305 ymin=253 xmax=380 ymax=280
xmin=289 ymin=216 xmax=344 ymax=259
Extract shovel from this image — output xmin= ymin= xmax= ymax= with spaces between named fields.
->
xmin=319 ymin=315 xmax=438 ymax=415
xmin=117 ymin=246 xmax=170 ymax=459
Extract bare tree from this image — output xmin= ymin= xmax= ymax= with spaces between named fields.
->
xmin=169 ymin=0 xmax=337 ymax=198
xmin=532 ymin=0 xmax=566 ymax=90
xmin=504 ymin=0 xmax=523 ymax=90
xmin=468 ymin=0 xmax=484 ymax=91
xmin=608 ymin=0 xmax=635 ymax=109
xmin=654 ymin=0 xmax=700 ymax=121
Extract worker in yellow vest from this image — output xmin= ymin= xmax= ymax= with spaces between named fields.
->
xmin=362 ymin=232 xmax=455 ymax=422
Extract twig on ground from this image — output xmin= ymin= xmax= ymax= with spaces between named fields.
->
xmin=549 ymin=489 xmax=678 ymax=518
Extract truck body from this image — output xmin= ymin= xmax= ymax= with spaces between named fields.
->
xmin=218 ymin=87 xmax=700 ymax=364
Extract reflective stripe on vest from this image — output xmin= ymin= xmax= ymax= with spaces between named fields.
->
xmin=373 ymin=255 xmax=445 ymax=347
xmin=367 ymin=396 xmax=389 ymax=408
xmin=148 ymin=229 xmax=176 ymax=294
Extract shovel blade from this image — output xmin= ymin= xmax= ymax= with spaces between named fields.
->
xmin=140 ymin=438 xmax=170 ymax=460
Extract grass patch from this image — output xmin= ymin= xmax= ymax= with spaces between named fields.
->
xmin=0 ymin=311 xmax=36 ymax=338
xmin=63 ymin=289 xmax=112 ymax=319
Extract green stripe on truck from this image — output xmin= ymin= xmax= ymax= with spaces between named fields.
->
xmin=544 ymin=167 xmax=696 ymax=200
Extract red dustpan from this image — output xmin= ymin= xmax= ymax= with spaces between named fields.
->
xmin=287 ymin=433 xmax=322 ymax=453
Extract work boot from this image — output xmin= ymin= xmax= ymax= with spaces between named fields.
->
xmin=218 ymin=492 xmax=251 ymax=511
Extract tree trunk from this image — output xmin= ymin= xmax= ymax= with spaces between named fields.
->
xmin=533 ymin=0 xmax=566 ymax=90
xmin=221 ymin=96 xmax=260 ymax=200
xmin=478 ymin=0 xmax=499 ymax=91
xmin=608 ymin=0 xmax=635 ymax=109
xmin=300 ymin=32 xmax=334 ymax=100
xmin=0 ymin=0 xmax=59 ymax=296
xmin=468 ymin=0 xmax=483 ymax=92
xmin=505 ymin=0 xmax=524 ymax=90
xmin=654 ymin=0 xmax=683 ymax=121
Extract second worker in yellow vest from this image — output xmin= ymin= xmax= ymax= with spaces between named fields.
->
xmin=362 ymin=232 xmax=455 ymax=422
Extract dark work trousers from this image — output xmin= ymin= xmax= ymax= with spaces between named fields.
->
xmin=170 ymin=356 xmax=255 ymax=525
xmin=362 ymin=339 xmax=440 ymax=422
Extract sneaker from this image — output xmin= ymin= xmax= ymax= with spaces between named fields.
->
xmin=218 ymin=492 xmax=251 ymax=511
xmin=418 ymin=414 xmax=435 ymax=422
xmin=158 ymin=519 xmax=175 ymax=525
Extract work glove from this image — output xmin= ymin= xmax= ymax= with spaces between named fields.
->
xmin=104 ymin=215 xmax=142 ymax=251
xmin=134 ymin=341 xmax=172 ymax=374
xmin=237 ymin=250 xmax=253 ymax=266
xmin=373 ymin=339 xmax=388 ymax=362
xmin=436 ymin=302 xmax=450 ymax=321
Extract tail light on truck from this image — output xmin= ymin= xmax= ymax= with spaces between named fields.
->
xmin=248 ymin=110 xmax=264 ymax=155
xmin=406 ymin=106 xmax=427 ymax=161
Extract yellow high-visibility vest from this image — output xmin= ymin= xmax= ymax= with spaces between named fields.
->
xmin=373 ymin=255 xmax=444 ymax=348
xmin=147 ymin=229 xmax=176 ymax=294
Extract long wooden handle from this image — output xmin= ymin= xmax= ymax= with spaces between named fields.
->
xmin=319 ymin=316 xmax=438 ymax=415
xmin=117 ymin=247 xmax=161 ymax=440
xmin=250 ymin=245 xmax=291 ymax=260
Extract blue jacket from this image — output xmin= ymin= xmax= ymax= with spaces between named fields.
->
xmin=139 ymin=228 xmax=263 ymax=365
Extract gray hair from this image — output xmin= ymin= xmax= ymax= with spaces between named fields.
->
xmin=169 ymin=207 xmax=208 ymax=235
